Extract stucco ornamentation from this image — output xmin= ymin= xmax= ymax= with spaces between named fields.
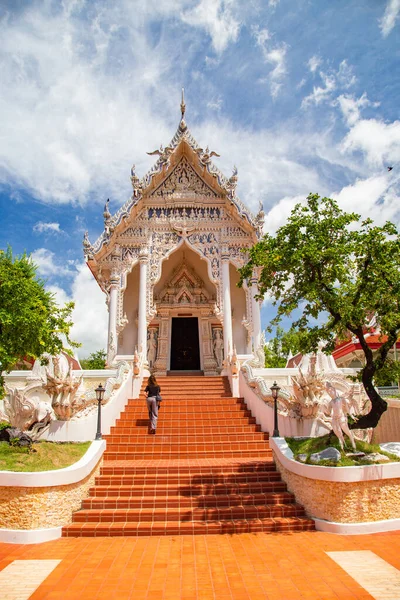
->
xmin=1 ymin=388 xmax=54 ymax=437
xmin=42 ymin=354 xmax=84 ymax=420
xmin=213 ymin=328 xmax=224 ymax=369
xmin=151 ymin=157 xmax=217 ymax=199
xmin=147 ymin=329 xmax=158 ymax=370
xmin=242 ymin=347 xmax=372 ymax=434
xmin=2 ymin=357 xmax=131 ymax=425
xmin=187 ymin=232 xmax=220 ymax=282
xmin=149 ymin=232 xmax=181 ymax=284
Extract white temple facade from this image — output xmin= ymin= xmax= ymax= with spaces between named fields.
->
xmin=83 ymin=94 xmax=264 ymax=375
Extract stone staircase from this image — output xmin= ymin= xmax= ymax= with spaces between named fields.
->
xmin=63 ymin=376 xmax=314 ymax=536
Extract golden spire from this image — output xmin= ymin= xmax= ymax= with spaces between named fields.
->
xmin=180 ymin=88 xmax=186 ymax=119
xmin=179 ymin=88 xmax=187 ymax=132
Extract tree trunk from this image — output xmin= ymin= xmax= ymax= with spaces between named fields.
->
xmin=349 ymin=362 xmax=387 ymax=430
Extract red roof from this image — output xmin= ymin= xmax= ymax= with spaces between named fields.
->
xmin=286 ymin=354 xmax=302 ymax=368
xmin=333 ymin=334 xmax=400 ymax=360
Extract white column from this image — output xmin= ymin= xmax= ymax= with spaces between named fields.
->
xmin=138 ymin=248 xmax=148 ymax=356
xmin=221 ymin=249 xmax=233 ymax=362
xmin=251 ymin=277 xmax=262 ymax=351
xmin=107 ymin=271 xmax=120 ymax=365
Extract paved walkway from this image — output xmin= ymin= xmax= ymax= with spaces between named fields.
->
xmin=0 ymin=531 xmax=399 ymax=599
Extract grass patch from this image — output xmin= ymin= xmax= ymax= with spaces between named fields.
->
xmin=286 ymin=434 xmax=400 ymax=467
xmin=0 ymin=441 xmax=91 ymax=472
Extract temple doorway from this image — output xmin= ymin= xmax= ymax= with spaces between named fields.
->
xmin=170 ymin=317 xmax=200 ymax=371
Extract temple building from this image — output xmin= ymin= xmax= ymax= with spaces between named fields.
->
xmin=83 ymin=93 xmax=265 ymax=375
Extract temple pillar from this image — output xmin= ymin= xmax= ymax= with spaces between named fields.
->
xmin=251 ymin=276 xmax=262 ymax=351
xmin=107 ymin=270 xmax=120 ymax=365
xmin=221 ymin=248 xmax=233 ymax=362
xmin=138 ymin=248 xmax=148 ymax=357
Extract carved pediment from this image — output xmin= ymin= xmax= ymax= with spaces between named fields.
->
xmin=155 ymin=257 xmax=215 ymax=308
xmin=177 ymin=274 xmax=192 ymax=288
xmin=151 ymin=157 xmax=217 ymax=199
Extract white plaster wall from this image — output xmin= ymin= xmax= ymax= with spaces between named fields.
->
xmin=230 ymin=264 xmax=247 ymax=354
xmin=120 ymin=263 xmax=140 ymax=354
xmin=41 ymin=369 xmax=133 ymax=442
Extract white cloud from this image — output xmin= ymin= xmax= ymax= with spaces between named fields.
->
xmin=337 ymin=60 xmax=357 ymax=89
xmin=336 ymin=92 xmax=379 ymax=127
xmin=207 ymin=95 xmax=223 ymax=111
xmin=0 ymin=1 xmax=332 ymax=215
xmin=69 ymin=265 xmax=108 ymax=357
xmin=253 ymin=26 xmax=288 ymax=98
xmin=253 ymin=27 xmax=270 ymax=46
xmin=302 ymin=72 xmax=336 ymax=107
xmin=265 ymin=175 xmax=400 ymax=247
xmin=341 ymin=118 xmax=400 ymax=167
xmin=47 ymin=284 xmax=70 ymax=307
xmin=308 ymin=55 xmax=321 ymax=73
xmin=263 ymin=195 xmax=305 ymax=234
xmin=0 ymin=2 xmax=175 ymax=205
xmin=265 ymin=46 xmax=287 ymax=82
xmin=47 ymin=265 xmax=108 ymax=357
xmin=0 ymin=0 xmax=241 ymax=206
xmin=195 ymin=120 xmax=324 ymax=213
xmin=31 ymin=248 xmax=74 ymax=277
xmin=269 ymin=81 xmax=282 ymax=98
xmin=379 ymin=0 xmax=400 ymax=37
xmin=332 ymin=175 xmax=400 ymax=227
xmin=0 ymin=0 xmax=342 ymax=222
xmin=302 ymin=60 xmax=356 ymax=108
xmin=1 ymin=1 xmax=398 ymax=242
xmin=9 ymin=190 xmax=23 ymax=203
xmin=204 ymin=56 xmax=220 ymax=68
xmin=33 ymin=222 xmax=62 ymax=234
xmin=182 ymin=0 xmax=241 ymax=54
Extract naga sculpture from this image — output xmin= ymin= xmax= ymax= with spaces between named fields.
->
xmin=42 ymin=355 xmax=83 ymax=420
xmin=290 ymin=355 xmax=326 ymax=418
xmin=2 ymin=353 xmax=131 ymax=429
xmin=241 ymin=344 xmax=372 ymax=440
xmin=1 ymin=387 xmax=54 ymax=440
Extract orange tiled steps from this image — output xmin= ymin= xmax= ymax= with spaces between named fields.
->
xmin=62 ymin=376 xmax=314 ymax=536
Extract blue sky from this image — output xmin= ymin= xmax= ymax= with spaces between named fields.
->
xmin=1 ymin=0 xmax=399 ymax=357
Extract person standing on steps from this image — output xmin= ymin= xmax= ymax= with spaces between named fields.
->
xmin=145 ymin=374 xmax=161 ymax=435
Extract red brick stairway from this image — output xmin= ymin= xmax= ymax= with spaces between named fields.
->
xmin=63 ymin=376 xmax=314 ymax=536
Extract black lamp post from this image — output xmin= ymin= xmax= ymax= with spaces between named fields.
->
xmin=95 ymin=383 xmax=105 ymax=440
xmin=270 ymin=381 xmax=281 ymax=437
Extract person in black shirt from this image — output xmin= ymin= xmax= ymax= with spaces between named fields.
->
xmin=144 ymin=375 xmax=161 ymax=434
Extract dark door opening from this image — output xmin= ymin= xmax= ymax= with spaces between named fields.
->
xmin=170 ymin=317 xmax=200 ymax=370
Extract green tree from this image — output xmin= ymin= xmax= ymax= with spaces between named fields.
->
xmin=0 ymin=247 xmax=79 ymax=397
xmin=239 ymin=194 xmax=400 ymax=430
xmin=264 ymin=337 xmax=286 ymax=368
xmin=264 ymin=326 xmax=305 ymax=367
xmin=80 ymin=350 xmax=107 ymax=370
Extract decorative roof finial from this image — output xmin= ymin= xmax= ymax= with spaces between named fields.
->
xmin=178 ymin=88 xmax=187 ymax=132
xmin=180 ymin=88 xmax=186 ymax=119
xmin=103 ymin=199 xmax=111 ymax=221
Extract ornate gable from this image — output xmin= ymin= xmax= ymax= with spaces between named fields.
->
xmin=85 ymin=94 xmax=263 ymax=266
xmin=151 ymin=157 xmax=217 ymax=199
xmin=155 ymin=257 xmax=214 ymax=309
